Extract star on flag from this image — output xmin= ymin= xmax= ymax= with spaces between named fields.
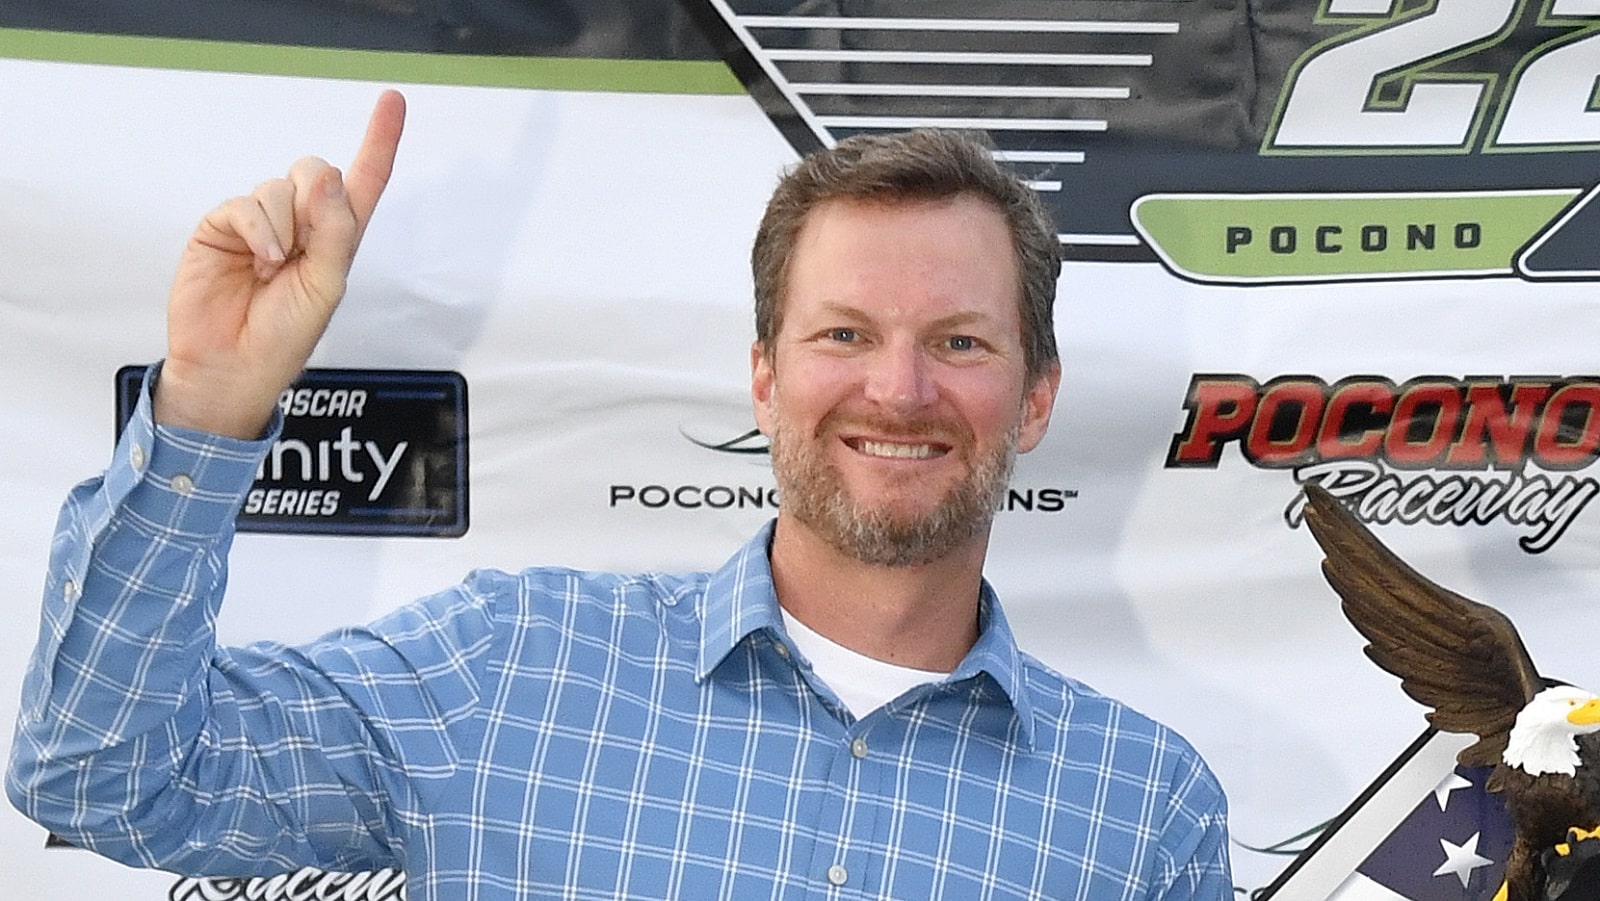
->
xmin=1432 ymin=773 xmax=1472 ymax=811
xmin=1433 ymin=833 xmax=1493 ymax=889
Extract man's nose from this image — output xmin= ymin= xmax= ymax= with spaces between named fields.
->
xmin=862 ymin=341 xmax=937 ymax=410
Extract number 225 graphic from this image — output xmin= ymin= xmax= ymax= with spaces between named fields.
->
xmin=1265 ymin=0 xmax=1600 ymax=153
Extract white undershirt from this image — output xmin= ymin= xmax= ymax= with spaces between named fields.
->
xmin=780 ymin=608 xmax=951 ymax=717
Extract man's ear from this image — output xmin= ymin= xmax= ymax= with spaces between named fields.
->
xmin=1017 ymin=361 xmax=1061 ymax=454
xmin=750 ymin=341 xmax=776 ymax=435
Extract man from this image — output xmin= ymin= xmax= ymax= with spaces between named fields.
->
xmin=9 ymin=91 xmax=1230 ymax=898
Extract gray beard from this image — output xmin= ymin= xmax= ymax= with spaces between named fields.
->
xmin=769 ymin=423 xmax=1018 ymax=568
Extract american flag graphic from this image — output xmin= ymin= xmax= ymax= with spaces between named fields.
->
xmin=1261 ymin=730 xmax=1517 ymax=901
xmin=1328 ymin=764 xmax=1512 ymax=901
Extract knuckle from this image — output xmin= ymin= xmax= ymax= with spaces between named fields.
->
xmin=250 ymin=177 xmax=292 ymax=203
xmin=288 ymin=155 xmax=331 ymax=181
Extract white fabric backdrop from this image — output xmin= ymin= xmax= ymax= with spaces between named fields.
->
xmin=6 ymin=56 xmax=1600 ymax=898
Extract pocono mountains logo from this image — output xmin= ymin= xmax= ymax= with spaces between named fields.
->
xmin=605 ymin=427 xmax=1078 ymax=514
xmin=685 ymin=0 xmax=1600 ymax=282
xmin=1168 ymin=374 xmax=1600 ymax=552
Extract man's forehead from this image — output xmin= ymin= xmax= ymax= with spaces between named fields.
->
xmin=786 ymin=195 xmax=1019 ymax=282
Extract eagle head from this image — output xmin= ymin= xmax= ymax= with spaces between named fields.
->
xmin=1503 ymin=686 xmax=1600 ymax=777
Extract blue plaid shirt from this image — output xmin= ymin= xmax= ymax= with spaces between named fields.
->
xmin=9 ymin=378 xmax=1230 ymax=899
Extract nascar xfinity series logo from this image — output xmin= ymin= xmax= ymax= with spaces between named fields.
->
xmin=1168 ymin=373 xmax=1600 ymax=553
xmin=117 ymin=367 xmax=469 ymax=538
xmin=686 ymin=0 xmax=1600 ymax=282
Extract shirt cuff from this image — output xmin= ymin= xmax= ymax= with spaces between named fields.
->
xmin=111 ymin=363 xmax=284 ymax=542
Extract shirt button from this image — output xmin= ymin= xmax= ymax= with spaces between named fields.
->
xmin=773 ymin=642 xmax=790 ymax=659
xmin=171 ymin=473 xmax=195 ymax=496
xmin=62 ymin=579 xmax=81 ymax=602
xmin=827 ymin=864 xmax=848 ymax=886
xmin=130 ymin=445 xmax=147 ymax=470
xmin=849 ymin=737 xmax=868 ymax=759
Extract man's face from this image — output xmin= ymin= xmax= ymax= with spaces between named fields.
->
xmin=751 ymin=194 xmax=1059 ymax=567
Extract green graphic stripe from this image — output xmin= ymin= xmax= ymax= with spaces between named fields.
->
xmin=0 ymin=28 xmax=744 ymax=95
xmin=1134 ymin=190 xmax=1579 ymax=283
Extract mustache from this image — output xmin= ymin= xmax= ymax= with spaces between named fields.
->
xmin=814 ymin=411 xmax=972 ymax=444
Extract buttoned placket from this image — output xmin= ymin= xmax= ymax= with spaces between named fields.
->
xmin=765 ymin=635 xmax=880 ymax=897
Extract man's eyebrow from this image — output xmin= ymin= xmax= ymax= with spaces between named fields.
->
xmin=809 ymin=301 xmax=872 ymax=321
xmin=927 ymin=310 xmax=997 ymax=330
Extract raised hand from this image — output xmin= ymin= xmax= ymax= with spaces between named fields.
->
xmin=154 ymin=90 xmax=406 ymax=439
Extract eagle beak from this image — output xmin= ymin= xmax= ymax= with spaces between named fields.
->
xmin=1568 ymin=698 xmax=1600 ymax=727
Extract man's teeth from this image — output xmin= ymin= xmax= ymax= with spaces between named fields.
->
xmin=859 ymin=440 xmax=936 ymax=459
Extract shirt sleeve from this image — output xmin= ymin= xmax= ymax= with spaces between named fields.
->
xmin=5 ymin=366 xmax=493 ymax=877
xmin=1150 ymin=746 xmax=1233 ymax=901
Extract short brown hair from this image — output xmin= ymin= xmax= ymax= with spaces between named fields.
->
xmin=751 ymin=129 xmax=1061 ymax=379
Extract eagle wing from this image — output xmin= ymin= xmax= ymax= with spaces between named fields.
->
xmin=1302 ymin=484 xmax=1545 ymax=767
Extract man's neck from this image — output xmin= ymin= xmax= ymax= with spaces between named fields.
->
xmin=767 ymin=514 xmax=986 ymax=672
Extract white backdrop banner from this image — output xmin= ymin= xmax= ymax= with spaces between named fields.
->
xmin=5 ymin=4 xmax=1600 ymax=899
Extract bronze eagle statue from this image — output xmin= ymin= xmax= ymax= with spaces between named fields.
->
xmin=1301 ymin=484 xmax=1600 ymax=901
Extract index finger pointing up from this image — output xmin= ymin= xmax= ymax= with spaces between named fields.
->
xmin=344 ymin=89 xmax=407 ymax=239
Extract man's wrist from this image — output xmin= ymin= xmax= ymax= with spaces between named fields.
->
xmin=151 ymin=363 xmax=281 ymax=440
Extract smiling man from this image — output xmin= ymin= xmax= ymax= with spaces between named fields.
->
xmin=756 ymin=186 xmax=1057 ymax=673
xmin=9 ymin=92 xmax=1231 ymax=899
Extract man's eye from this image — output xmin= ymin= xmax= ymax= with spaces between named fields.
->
xmin=828 ymin=328 xmax=858 ymax=343
xmin=947 ymin=335 xmax=977 ymax=351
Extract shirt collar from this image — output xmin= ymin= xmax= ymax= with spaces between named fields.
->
xmin=695 ymin=520 xmax=785 ymax=680
xmin=696 ymin=521 xmax=1038 ymax=744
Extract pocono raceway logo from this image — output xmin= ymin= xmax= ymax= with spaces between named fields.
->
xmin=166 ymin=869 xmax=404 ymax=901
xmin=46 ymin=836 xmax=404 ymax=901
xmin=607 ymin=427 xmax=1079 ymax=515
xmin=1168 ymin=373 xmax=1600 ymax=553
